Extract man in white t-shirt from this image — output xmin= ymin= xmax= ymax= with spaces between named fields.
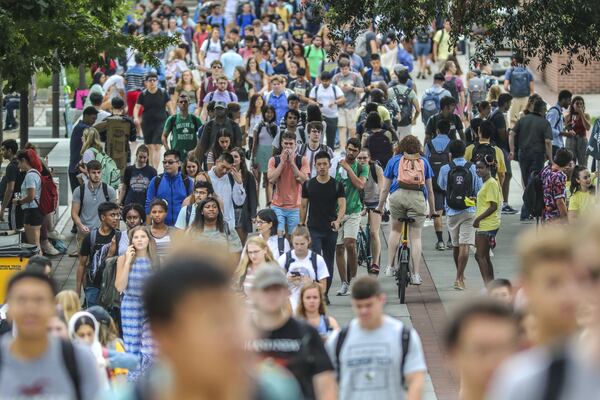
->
xmin=278 ymin=226 xmax=329 ymax=311
xmin=326 ymin=276 xmax=426 ymax=400
xmin=309 ymin=71 xmax=345 ymax=149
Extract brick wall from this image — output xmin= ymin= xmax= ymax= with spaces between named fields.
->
xmin=530 ymin=54 xmax=600 ymax=94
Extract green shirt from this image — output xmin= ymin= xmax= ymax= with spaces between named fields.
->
xmin=163 ymin=113 xmax=202 ymax=160
xmin=336 ymin=160 xmax=369 ymax=215
xmin=305 ymin=45 xmax=326 ymax=78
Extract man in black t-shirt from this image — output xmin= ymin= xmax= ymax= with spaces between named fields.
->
xmin=0 ymin=139 xmax=25 ymax=229
xmin=300 ymin=151 xmax=345 ymax=301
xmin=248 ymin=265 xmax=337 ymax=400
xmin=76 ymin=202 xmax=121 ymax=307
xmin=425 ymin=96 xmax=464 ymax=143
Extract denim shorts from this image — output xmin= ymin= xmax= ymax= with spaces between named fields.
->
xmin=476 ymin=229 xmax=499 ymax=237
xmin=271 ymin=206 xmax=300 ymax=235
xmin=414 ymin=42 xmax=431 ymax=57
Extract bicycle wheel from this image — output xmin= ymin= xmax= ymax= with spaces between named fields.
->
xmin=396 ymin=246 xmax=411 ymax=303
xmin=357 ymin=229 xmax=368 ymax=267
xmin=365 ymin=226 xmax=372 ymax=265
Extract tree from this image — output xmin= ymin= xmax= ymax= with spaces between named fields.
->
xmin=0 ymin=0 xmax=176 ymax=145
xmin=320 ymin=0 xmax=600 ymax=73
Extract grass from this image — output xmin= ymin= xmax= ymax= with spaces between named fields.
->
xmin=35 ymin=67 xmax=92 ymax=95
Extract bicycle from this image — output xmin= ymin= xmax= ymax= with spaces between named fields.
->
xmin=356 ymin=222 xmax=372 ymax=269
xmin=395 ymin=217 xmax=414 ymax=304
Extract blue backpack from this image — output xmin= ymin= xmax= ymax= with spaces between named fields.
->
xmin=421 ymin=88 xmax=442 ymax=124
xmin=509 ymin=67 xmax=531 ymax=98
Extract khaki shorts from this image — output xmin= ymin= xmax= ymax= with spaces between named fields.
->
xmin=389 ymin=189 xmax=426 ymax=227
xmin=338 ymin=107 xmax=358 ymax=129
xmin=447 ymin=212 xmax=475 ymax=247
xmin=508 ymin=96 xmax=529 ymax=127
xmin=397 ymin=125 xmax=412 ymax=141
xmin=336 ymin=213 xmax=361 ymax=244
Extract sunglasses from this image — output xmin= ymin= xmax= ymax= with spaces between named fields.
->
xmin=163 ymin=159 xmax=178 ymax=165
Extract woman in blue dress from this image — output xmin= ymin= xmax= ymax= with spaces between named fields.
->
xmin=115 ymin=225 xmax=160 ymax=381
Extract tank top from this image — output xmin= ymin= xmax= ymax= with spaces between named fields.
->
xmin=316 ymin=315 xmax=331 ymax=335
xmin=150 ymin=227 xmax=172 ymax=261
xmin=363 ymin=163 xmax=382 ymax=205
xmin=571 ymin=113 xmax=587 ymax=138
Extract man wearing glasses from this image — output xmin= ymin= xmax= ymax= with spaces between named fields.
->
xmin=162 ymin=94 xmax=202 ymax=162
xmin=145 ymin=149 xmax=194 ymax=226
xmin=197 ymin=61 xmax=235 ymax=108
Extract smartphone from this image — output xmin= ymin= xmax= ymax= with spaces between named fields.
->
xmin=290 ymin=271 xmax=301 ymax=277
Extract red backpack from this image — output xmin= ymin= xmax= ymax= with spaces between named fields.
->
xmin=28 ymin=170 xmax=58 ymax=215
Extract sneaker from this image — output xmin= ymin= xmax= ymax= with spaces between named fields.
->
xmin=384 ymin=265 xmax=396 ymax=277
xmin=520 ymin=215 xmax=534 ymax=223
xmin=368 ymin=264 xmax=380 ymax=275
xmin=337 ymin=281 xmax=350 ymax=296
xmin=501 ymin=204 xmax=518 ymax=214
xmin=435 ymin=241 xmax=446 ymax=251
xmin=411 ymin=273 xmax=422 ymax=285
xmin=446 ymin=239 xmax=453 ymax=249
xmin=41 ymin=240 xmax=60 ymax=256
xmin=47 ymin=230 xmax=66 ymax=241
xmin=324 ymin=294 xmax=331 ymax=306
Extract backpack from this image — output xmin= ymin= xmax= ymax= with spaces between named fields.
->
xmin=421 ymin=88 xmax=442 ymax=124
xmin=105 ymin=117 xmax=130 ymax=172
xmin=467 ymin=76 xmax=487 ymax=107
xmin=335 ymin=324 xmax=411 ymax=388
xmin=393 ymin=87 xmax=413 ymax=127
xmin=98 ymin=255 xmax=122 ymax=312
xmin=90 ymin=148 xmax=121 ymax=190
xmin=397 ymin=154 xmax=425 ymax=190
xmin=427 ymin=142 xmax=450 ymax=192
xmin=365 ymin=130 xmax=393 ymax=168
xmin=0 ymin=340 xmax=82 ymax=400
xmin=442 ymin=77 xmax=459 ymax=103
xmin=446 ymin=161 xmax=474 ymax=210
xmin=303 ymin=2 xmax=322 ymax=23
xmin=153 ymin=173 xmax=192 ymax=198
xmin=523 ymin=169 xmax=544 ymax=219
xmin=369 ymin=161 xmax=380 ymax=184
xmin=508 ymin=67 xmax=530 ymax=98
xmin=283 ymin=250 xmax=319 ymax=279
xmin=416 ymin=27 xmax=430 ymax=43
xmin=207 ymin=90 xmax=235 ymax=102
xmin=298 ymin=143 xmax=329 ymax=158
xmin=313 ymin=84 xmax=339 ymax=105
xmin=277 ymin=236 xmax=286 ymax=256
xmin=78 ymin=182 xmax=110 ymax=217
xmin=28 ymin=170 xmax=58 ymax=216
xmin=274 ymin=154 xmax=303 ymax=170
xmin=185 ymin=205 xmax=194 ymax=226
xmin=471 ymin=142 xmax=498 ymax=177
xmin=354 ymin=32 xmax=369 ymax=58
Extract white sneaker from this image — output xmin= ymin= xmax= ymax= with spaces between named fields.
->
xmin=41 ymin=240 xmax=60 ymax=256
xmin=47 ymin=230 xmax=66 ymax=241
xmin=384 ymin=265 xmax=396 ymax=277
xmin=411 ymin=273 xmax=423 ymax=285
xmin=337 ymin=281 xmax=350 ymax=296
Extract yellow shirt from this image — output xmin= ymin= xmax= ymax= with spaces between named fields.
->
xmin=568 ymin=190 xmax=593 ymax=215
xmin=464 ymin=143 xmax=507 ymax=174
xmin=356 ymin=105 xmax=391 ymax=125
xmin=433 ymin=29 xmax=451 ymax=61
xmin=476 ymin=177 xmax=502 ymax=231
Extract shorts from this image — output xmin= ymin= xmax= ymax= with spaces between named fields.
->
xmin=508 ymin=96 xmax=528 ymax=127
xmin=447 ymin=212 xmax=475 ymax=246
xmin=433 ymin=189 xmax=446 ymax=212
xmin=501 ymin=147 xmax=512 ymax=175
xmin=271 ymin=206 xmax=300 ymax=234
xmin=397 ymin=125 xmax=412 ymax=141
xmin=234 ymin=207 xmax=243 ymax=229
xmin=414 ymin=42 xmax=431 ymax=57
xmin=389 ymin=189 xmax=426 ymax=227
xmin=336 ymin=213 xmax=361 ymax=244
xmin=338 ymin=107 xmax=358 ymax=129
xmin=364 ymin=201 xmax=379 ymax=209
xmin=142 ymin=119 xmax=164 ymax=145
xmin=23 ymin=207 xmax=43 ymax=226
xmin=477 ymin=229 xmax=499 ymax=237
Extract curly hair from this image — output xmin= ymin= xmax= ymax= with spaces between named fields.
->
xmin=397 ymin=135 xmax=422 ymax=155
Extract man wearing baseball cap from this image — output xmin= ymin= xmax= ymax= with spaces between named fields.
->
xmin=194 ymin=100 xmax=242 ymax=162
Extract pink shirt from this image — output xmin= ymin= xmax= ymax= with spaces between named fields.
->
xmin=268 ymin=156 xmax=310 ymax=209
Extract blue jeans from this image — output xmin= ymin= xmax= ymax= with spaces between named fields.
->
xmin=310 ymin=229 xmax=338 ymax=295
xmin=271 ymin=206 xmax=300 ymax=235
xmin=84 ymin=287 xmax=100 ymax=308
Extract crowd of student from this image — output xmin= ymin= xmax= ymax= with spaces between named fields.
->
xmin=1 ymin=0 xmax=600 ymax=398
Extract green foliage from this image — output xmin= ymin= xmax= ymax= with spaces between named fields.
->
xmin=320 ymin=0 xmax=600 ymax=73
xmin=36 ymin=68 xmax=92 ymax=91
xmin=0 ymin=0 xmax=177 ymax=93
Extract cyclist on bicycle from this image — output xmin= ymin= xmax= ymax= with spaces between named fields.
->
xmin=377 ymin=135 xmax=436 ymax=285
xmin=358 ymin=148 xmax=385 ymax=275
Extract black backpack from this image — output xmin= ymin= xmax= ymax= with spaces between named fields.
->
xmin=283 ymin=250 xmax=320 ymax=279
xmin=427 ymin=142 xmax=450 ymax=192
xmin=442 ymin=77 xmax=460 ymax=103
xmin=98 ymin=255 xmax=122 ymax=314
xmin=274 ymin=154 xmax=303 ymax=170
xmin=523 ymin=169 xmax=544 ymax=219
xmin=471 ymin=142 xmax=498 ymax=177
xmin=446 ymin=161 xmax=474 ymax=211
xmin=365 ymin=130 xmax=393 ymax=168
xmin=393 ymin=87 xmax=413 ymax=127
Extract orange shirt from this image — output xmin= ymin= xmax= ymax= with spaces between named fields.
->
xmin=269 ymin=156 xmax=310 ymax=209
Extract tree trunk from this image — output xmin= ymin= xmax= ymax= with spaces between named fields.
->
xmin=79 ymin=64 xmax=87 ymax=89
xmin=0 ymin=80 xmax=4 ymax=144
xmin=28 ymin=80 xmax=35 ymax=126
xmin=52 ymin=72 xmax=60 ymax=138
xmin=19 ymin=90 xmax=29 ymax=148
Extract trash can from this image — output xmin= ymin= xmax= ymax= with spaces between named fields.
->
xmin=0 ymin=244 xmax=39 ymax=303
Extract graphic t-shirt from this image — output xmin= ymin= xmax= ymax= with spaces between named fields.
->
xmin=336 ymin=161 xmax=369 ymax=214
xmin=476 ymin=177 xmax=502 ymax=231
xmin=249 ymin=318 xmax=334 ymax=400
xmin=326 ymin=316 xmax=427 ymax=400
xmin=123 ymin=164 xmax=157 ymax=206
xmin=163 ymin=114 xmax=202 ymax=160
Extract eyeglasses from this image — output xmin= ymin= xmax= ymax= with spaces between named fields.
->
xmin=357 ymin=156 xmax=368 ymax=160
xmin=163 ymin=159 xmax=178 ymax=165
xmin=147 ymin=78 xmax=158 ymax=82
xmin=255 ymin=220 xmax=268 ymax=225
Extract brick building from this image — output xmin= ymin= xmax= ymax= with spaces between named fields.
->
xmin=529 ymin=54 xmax=600 ymax=94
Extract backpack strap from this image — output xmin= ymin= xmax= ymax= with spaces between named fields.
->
xmin=101 ymin=182 xmax=109 ymax=202
xmin=323 ymin=315 xmax=332 ymax=332
xmin=298 ymin=143 xmax=308 ymax=156
xmin=78 ymin=183 xmax=85 ymax=217
xmin=184 ymin=177 xmax=192 ymax=198
xmin=334 ymin=325 xmax=350 ymax=381
xmin=295 ymin=155 xmax=303 ymax=170
xmin=310 ymin=251 xmax=319 ymax=279
xmin=154 ymin=174 xmax=163 ymax=195
xmin=277 ymin=236 xmax=285 ymax=256
xmin=185 ymin=205 xmax=193 ymax=226
xmin=274 ymin=155 xmax=282 ymax=168
xmin=400 ymin=325 xmax=411 ymax=389
xmin=90 ymin=228 xmax=98 ymax=249
xmin=284 ymin=250 xmax=294 ymax=271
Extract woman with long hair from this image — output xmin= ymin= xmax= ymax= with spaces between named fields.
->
xmin=442 ymin=60 xmax=465 ymax=117
xmin=568 ymin=165 xmax=594 ymax=221
xmin=296 ymin=282 xmax=339 ymax=339
xmin=120 ymin=144 xmax=157 ymax=207
xmin=231 ymin=147 xmax=257 ymax=244
xmin=15 ymin=150 xmax=43 ymax=251
xmin=206 ymin=129 xmax=233 ymax=170
xmin=233 ymin=66 xmax=253 ymax=115
xmin=252 ymin=105 xmax=278 ymax=204
xmin=116 ymin=225 xmax=159 ymax=381
xmin=245 ymin=94 xmax=265 ymax=150
xmin=80 ymin=127 xmax=104 ymax=164
xmin=165 ymin=48 xmax=189 ymax=94
xmin=117 ymin=203 xmax=146 ymax=255
xmin=565 ymin=96 xmax=592 ymax=167
xmin=147 ymin=199 xmax=173 ymax=261
xmin=289 ymin=43 xmax=310 ymax=80
xmin=187 ymin=197 xmax=243 ymax=254
xmin=246 ymin=57 xmax=268 ymax=95
xmin=182 ymin=157 xmax=200 ymax=181
xmin=55 ymin=290 xmax=81 ymax=323
xmin=172 ymin=69 xmax=200 ymax=115
xmin=234 ymin=236 xmax=278 ymax=294
xmin=84 ymin=71 xmax=107 ymax=108
xmin=486 ymin=85 xmax=502 ymax=110
xmin=272 ymin=45 xmax=289 ymax=75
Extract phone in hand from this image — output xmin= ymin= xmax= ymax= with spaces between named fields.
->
xmin=290 ymin=271 xmax=301 ymax=277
